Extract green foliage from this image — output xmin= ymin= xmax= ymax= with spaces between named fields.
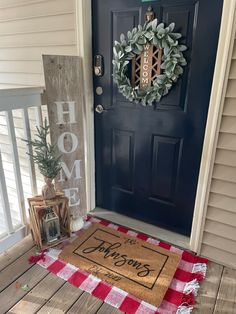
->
xmin=23 ymin=119 xmax=61 ymax=179
xmin=112 ymin=19 xmax=187 ymax=105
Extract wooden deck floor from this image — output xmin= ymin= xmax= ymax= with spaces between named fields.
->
xmin=0 ymin=236 xmax=235 ymax=314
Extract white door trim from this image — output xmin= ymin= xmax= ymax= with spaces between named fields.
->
xmin=190 ymin=0 xmax=236 ymax=253
xmin=75 ymin=0 xmax=235 ymax=252
xmin=76 ymin=0 xmax=95 ymax=211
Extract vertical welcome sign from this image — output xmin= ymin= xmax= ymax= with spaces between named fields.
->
xmin=43 ymin=55 xmax=87 ymax=217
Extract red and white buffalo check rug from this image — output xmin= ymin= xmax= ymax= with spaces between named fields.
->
xmin=36 ymin=216 xmax=208 ymax=314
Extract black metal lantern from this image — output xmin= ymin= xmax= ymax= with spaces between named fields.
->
xmin=43 ymin=207 xmax=60 ymax=243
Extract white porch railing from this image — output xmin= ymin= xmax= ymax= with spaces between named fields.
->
xmin=0 ymin=87 xmax=47 ymax=253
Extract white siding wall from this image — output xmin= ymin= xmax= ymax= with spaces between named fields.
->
xmin=0 ymin=0 xmax=78 ymax=87
xmin=201 ymin=40 xmax=236 ymax=269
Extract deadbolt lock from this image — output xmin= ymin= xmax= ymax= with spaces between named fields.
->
xmin=94 ymin=55 xmax=104 ymax=77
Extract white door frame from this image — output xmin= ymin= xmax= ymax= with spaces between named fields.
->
xmin=190 ymin=0 xmax=236 ymax=252
xmin=76 ymin=0 xmax=236 ymax=253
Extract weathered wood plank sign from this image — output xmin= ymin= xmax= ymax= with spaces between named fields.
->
xmin=132 ymin=45 xmax=162 ymax=89
xmin=43 ymin=55 xmax=87 ymax=217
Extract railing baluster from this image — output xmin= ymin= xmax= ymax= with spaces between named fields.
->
xmin=5 ymin=110 xmax=27 ymax=225
xmin=35 ymin=106 xmax=43 ymax=127
xmin=0 ymin=149 xmax=14 ymax=234
xmin=22 ymin=108 xmax=38 ymax=196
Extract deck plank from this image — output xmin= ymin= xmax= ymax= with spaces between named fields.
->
xmin=194 ymin=262 xmax=223 ymax=313
xmin=7 ymin=273 xmax=65 ymax=314
xmin=96 ymin=303 xmax=124 ymax=314
xmin=66 ymin=292 xmax=103 ymax=314
xmin=0 ymin=264 xmax=48 ymax=313
xmin=0 ymin=246 xmax=37 ymax=292
xmin=214 ymin=267 xmax=236 ymax=314
xmin=37 ymin=282 xmax=83 ymax=314
xmin=0 ymin=235 xmax=33 ymax=272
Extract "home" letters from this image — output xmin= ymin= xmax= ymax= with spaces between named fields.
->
xmin=55 ymin=101 xmax=82 ymax=207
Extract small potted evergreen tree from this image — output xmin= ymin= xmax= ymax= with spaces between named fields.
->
xmin=24 ymin=119 xmax=61 ymax=200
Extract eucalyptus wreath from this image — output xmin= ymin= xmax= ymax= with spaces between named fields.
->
xmin=112 ymin=19 xmax=187 ymax=105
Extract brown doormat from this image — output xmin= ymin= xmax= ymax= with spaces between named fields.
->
xmin=59 ymin=224 xmax=181 ymax=307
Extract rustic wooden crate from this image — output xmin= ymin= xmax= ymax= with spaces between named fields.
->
xmin=28 ymin=192 xmax=71 ymax=250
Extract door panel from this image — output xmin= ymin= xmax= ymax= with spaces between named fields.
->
xmin=159 ymin=2 xmax=197 ymax=111
xmin=93 ymin=0 xmax=223 ymax=235
xmin=112 ymin=10 xmax=141 ymax=106
xmin=112 ymin=129 xmax=135 ymax=193
xmin=150 ymin=135 xmax=182 ymax=203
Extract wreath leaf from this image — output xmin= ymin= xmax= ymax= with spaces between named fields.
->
xmin=169 ymin=22 xmax=175 ymax=32
xmin=152 ymin=19 xmax=158 ymax=30
xmin=156 ymin=23 xmax=164 ymax=31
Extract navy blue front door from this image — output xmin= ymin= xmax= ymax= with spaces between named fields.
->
xmin=93 ymin=0 xmax=223 ymax=235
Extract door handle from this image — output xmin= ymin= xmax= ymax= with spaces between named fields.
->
xmin=95 ymin=104 xmax=106 ymax=114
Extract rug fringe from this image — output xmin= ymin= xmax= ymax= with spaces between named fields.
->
xmin=192 ymin=263 xmax=207 ymax=277
xmin=184 ymin=279 xmax=200 ymax=296
xmin=176 ymin=305 xmax=194 ymax=314
xmin=28 ymin=250 xmax=47 ymax=264
xmin=178 ymin=262 xmax=208 ymax=314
